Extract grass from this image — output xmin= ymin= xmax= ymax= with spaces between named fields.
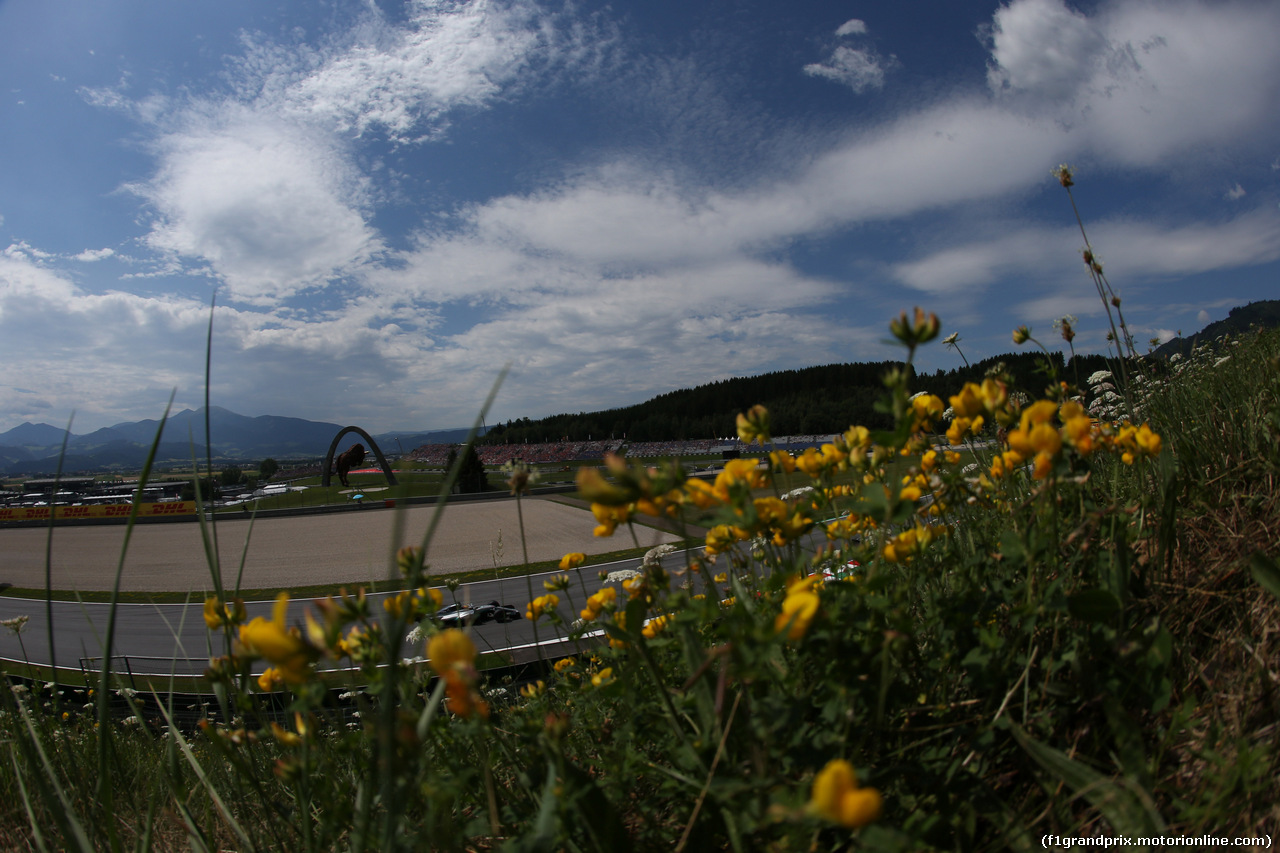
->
xmin=2 ymin=297 xmax=1278 ymax=850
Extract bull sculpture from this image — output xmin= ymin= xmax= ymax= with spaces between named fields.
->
xmin=332 ymin=442 xmax=366 ymax=488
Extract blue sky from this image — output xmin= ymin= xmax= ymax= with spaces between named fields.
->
xmin=2 ymin=0 xmax=1278 ymax=435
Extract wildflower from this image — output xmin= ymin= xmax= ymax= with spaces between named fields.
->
xmin=502 ymin=458 xmax=539 ymax=495
xmin=427 ymin=629 xmax=489 ymax=720
xmin=238 ymin=593 xmax=318 ymax=684
xmin=889 ymin=307 xmax=941 ymax=347
xmin=705 ymin=524 xmax=740 ymax=556
xmin=559 ymin=552 xmax=586 ymax=570
xmin=1 ymin=615 xmax=30 ymax=634
xmin=809 ymin=759 xmax=883 ymax=829
xmin=591 ymin=502 xmax=632 ymax=537
xmin=396 ymin=546 xmax=424 ymax=578
xmin=736 ymin=404 xmax=772 ymax=445
xmin=590 ymin=667 xmax=615 ymax=688
xmin=543 ymin=573 xmax=570 ymax=592
xmin=580 ymin=587 xmax=617 ymax=622
xmin=526 ymin=594 xmax=559 ymax=622
xmin=1052 ymin=163 xmax=1074 ymax=188
xmin=1012 ymin=325 xmax=1031 ymax=345
xmin=520 ymin=680 xmax=546 ymax=699
xmin=1053 ymin=314 xmax=1077 ymax=343
xmin=775 ymin=575 xmax=821 ymax=641
xmin=271 ymin=713 xmax=309 ymax=747
xmin=642 ymin=614 xmax=673 ymax=640
xmin=202 ymin=597 xmax=246 ymax=631
xmin=605 ymin=569 xmax=641 ymax=584
xmin=553 ymin=657 xmax=576 ymax=674
xmin=256 ymin=667 xmax=285 ymax=693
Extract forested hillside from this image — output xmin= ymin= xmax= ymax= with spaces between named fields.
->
xmin=482 ymin=350 xmax=1114 ymax=443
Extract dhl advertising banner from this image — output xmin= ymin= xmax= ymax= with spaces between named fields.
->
xmin=0 ymin=502 xmax=196 ymax=522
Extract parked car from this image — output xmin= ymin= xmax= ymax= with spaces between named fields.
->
xmin=433 ymin=601 xmax=522 ymax=628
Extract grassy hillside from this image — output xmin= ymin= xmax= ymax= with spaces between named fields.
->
xmin=3 ymin=315 xmax=1276 ymax=851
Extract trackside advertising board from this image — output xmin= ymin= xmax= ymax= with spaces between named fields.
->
xmin=0 ymin=502 xmax=196 ymax=521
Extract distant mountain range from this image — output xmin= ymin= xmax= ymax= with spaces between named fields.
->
xmin=0 ymin=407 xmax=480 ymax=476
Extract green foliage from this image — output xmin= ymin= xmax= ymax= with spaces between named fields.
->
xmin=259 ymin=458 xmax=279 ymax=481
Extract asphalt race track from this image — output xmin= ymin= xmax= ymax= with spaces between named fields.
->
xmin=0 ymin=497 xmax=684 ymax=674
xmin=0 ymin=496 xmax=678 ymax=593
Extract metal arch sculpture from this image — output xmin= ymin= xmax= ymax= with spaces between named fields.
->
xmin=322 ymin=426 xmax=399 ymax=488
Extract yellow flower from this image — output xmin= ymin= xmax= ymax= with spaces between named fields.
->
xmin=520 ymin=680 xmax=546 ymax=699
xmin=270 ymin=713 xmax=310 ymax=747
xmin=736 ymin=404 xmax=772 ymax=445
xmin=591 ymin=667 xmax=615 ymax=688
xmin=526 ymin=593 xmax=560 ymax=622
xmin=383 ymin=590 xmax=415 ymax=620
xmin=705 ymin=524 xmax=738 ymax=556
xmin=910 ymin=394 xmax=944 ymax=430
xmin=769 ymin=449 xmax=797 ymax=473
xmin=591 ymin=502 xmax=632 ymax=537
xmin=559 ymin=552 xmax=586 ymax=570
xmin=203 ymin=596 xmax=245 ymax=631
xmin=427 ymin=629 xmax=476 ymax=677
xmin=809 ymin=759 xmax=883 ymax=829
xmin=238 ymin=594 xmax=316 ymax=684
xmin=949 ymin=383 xmax=984 ymax=419
xmin=641 ymin=613 xmax=673 ymax=639
xmin=543 ymin=573 xmax=570 ymax=592
xmin=579 ymin=587 xmax=617 ymax=622
xmin=775 ymin=575 xmax=821 ymax=640
xmin=553 ymin=657 xmax=575 ymax=674
xmin=256 ymin=667 xmax=285 ymax=693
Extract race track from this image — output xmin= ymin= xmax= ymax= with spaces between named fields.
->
xmin=0 ymin=496 xmax=680 ymax=593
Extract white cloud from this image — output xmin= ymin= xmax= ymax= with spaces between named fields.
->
xmin=986 ymin=0 xmax=1280 ymax=164
xmin=835 ymin=19 xmax=869 ymax=37
xmin=804 ymin=46 xmax=887 ymax=93
xmin=247 ymin=0 xmax=598 ymax=143
xmin=137 ymin=113 xmax=382 ymax=305
xmin=896 ymin=207 xmax=1280 ymax=294
xmin=986 ymin=0 xmax=1106 ymax=100
xmin=1226 ymin=183 xmax=1246 ymax=200
xmin=73 ymin=248 xmax=116 ymax=262
xmin=804 ymin=17 xmax=891 ymax=93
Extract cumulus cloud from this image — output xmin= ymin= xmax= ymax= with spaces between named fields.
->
xmin=73 ymin=248 xmax=116 ymax=262
xmin=1226 ymin=183 xmax=1246 ymax=200
xmin=985 ymin=0 xmax=1280 ymax=164
xmin=137 ymin=114 xmax=382 ymax=304
xmin=985 ymin=0 xmax=1107 ymax=100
